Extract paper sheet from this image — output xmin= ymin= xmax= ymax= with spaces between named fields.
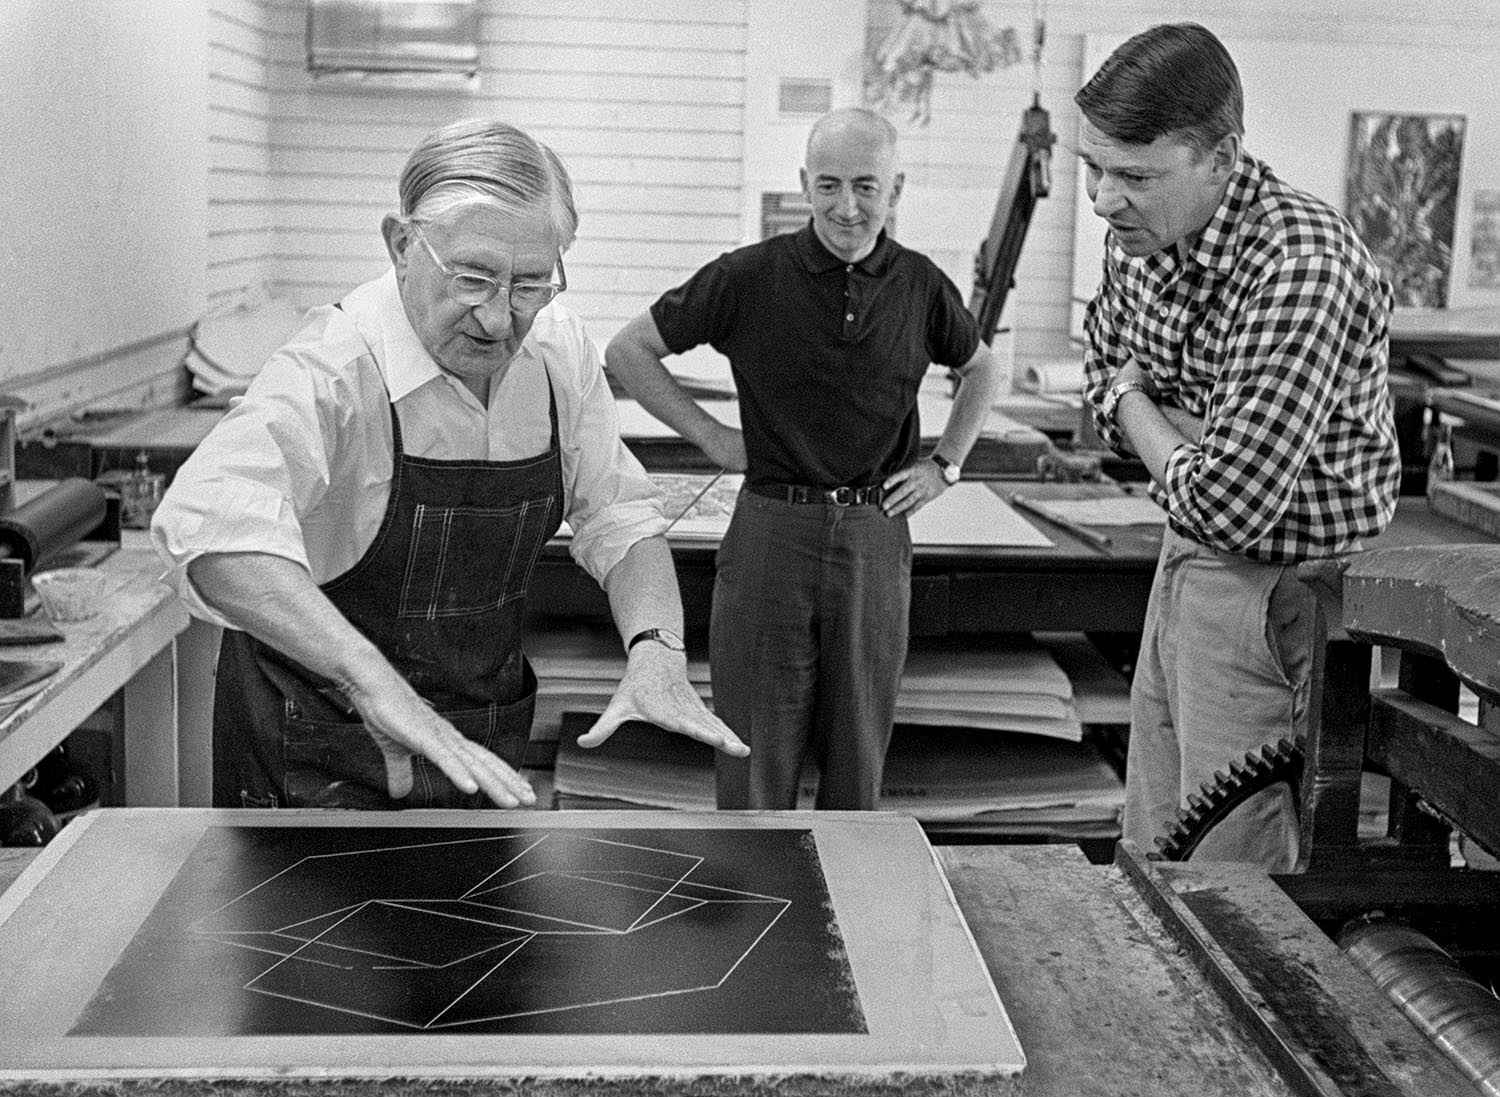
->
xmin=1026 ymin=495 xmax=1166 ymax=527
xmin=910 ymin=483 xmax=1054 ymax=547
xmin=560 ymin=476 xmax=1056 ymax=549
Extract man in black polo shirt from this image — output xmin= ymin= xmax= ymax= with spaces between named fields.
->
xmin=606 ymin=107 xmax=1002 ymax=810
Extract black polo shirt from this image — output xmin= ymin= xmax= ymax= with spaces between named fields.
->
xmin=650 ymin=224 xmax=980 ymax=490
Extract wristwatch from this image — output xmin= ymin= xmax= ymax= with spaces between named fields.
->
xmin=627 ymin=627 xmax=686 ymax=653
xmin=931 ymin=453 xmax=962 ymax=486
xmin=1101 ymin=376 xmax=1159 ymax=424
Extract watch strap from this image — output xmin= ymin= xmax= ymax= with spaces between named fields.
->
xmin=931 ymin=453 xmax=961 ymax=484
xmin=1103 ymin=378 xmax=1157 ymax=422
xmin=626 ymin=627 xmax=686 ymax=653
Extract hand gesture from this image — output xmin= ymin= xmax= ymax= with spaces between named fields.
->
xmin=574 ymin=642 xmax=748 ymax=756
xmin=345 ymin=671 xmax=538 ymax=808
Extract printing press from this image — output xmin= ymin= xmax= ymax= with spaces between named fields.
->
xmin=1119 ymin=543 xmax=1500 ymax=1096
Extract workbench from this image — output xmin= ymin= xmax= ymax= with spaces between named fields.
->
xmin=10 ymin=529 xmax=1499 ymax=1094
xmin=0 ymin=541 xmax=214 ymax=808
xmin=0 ymin=831 xmax=1299 ymax=1095
xmin=532 ymin=487 xmax=1486 ymax=642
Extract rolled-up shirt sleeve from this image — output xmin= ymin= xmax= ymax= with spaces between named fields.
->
xmin=552 ymin=326 xmax=667 ymax=585
xmin=151 ymin=346 xmax=338 ymax=627
xmin=1082 ymin=257 xmax=1131 ymax=452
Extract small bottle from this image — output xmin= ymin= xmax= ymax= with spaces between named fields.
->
xmin=1426 ymin=419 xmax=1454 ymax=501
xmin=123 ymin=452 xmax=161 ymax=529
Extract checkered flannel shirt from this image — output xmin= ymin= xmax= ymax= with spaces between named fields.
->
xmin=1083 ymin=150 xmax=1401 ymax=563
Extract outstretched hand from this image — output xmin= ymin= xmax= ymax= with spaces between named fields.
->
xmin=345 ymin=674 xmax=537 ymax=808
xmin=185 ymin=551 xmax=538 ymax=809
xmin=575 ymin=642 xmax=748 ymax=756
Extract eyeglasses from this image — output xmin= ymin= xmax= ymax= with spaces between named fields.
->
xmin=409 ymin=223 xmax=566 ymax=311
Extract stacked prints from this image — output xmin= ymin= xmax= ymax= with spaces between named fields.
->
xmin=546 ymin=632 xmax=1129 ymax=834
xmin=526 ymin=620 xmax=710 ymax=747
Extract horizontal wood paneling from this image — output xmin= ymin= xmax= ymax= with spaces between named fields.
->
xmin=215 ymin=0 xmax=1500 ymax=359
xmin=255 ymin=0 xmax=750 ymax=345
xmin=207 ymin=0 xmax=275 ymax=308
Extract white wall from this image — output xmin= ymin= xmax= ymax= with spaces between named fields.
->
xmin=207 ymin=0 xmax=278 ymax=311
xmin=252 ymin=0 xmax=1500 ymax=377
xmin=5 ymin=1 xmax=1498 ymax=427
xmin=0 ymin=0 xmax=208 ymax=427
xmin=259 ymin=0 xmax=750 ymax=342
xmin=1070 ymin=32 xmax=1500 ymax=336
xmin=865 ymin=0 xmax=1500 ymax=378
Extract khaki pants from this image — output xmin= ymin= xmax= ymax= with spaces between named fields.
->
xmin=1123 ymin=528 xmax=1312 ymax=870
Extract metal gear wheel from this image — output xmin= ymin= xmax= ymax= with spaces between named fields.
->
xmin=1150 ymin=736 xmax=1305 ymax=861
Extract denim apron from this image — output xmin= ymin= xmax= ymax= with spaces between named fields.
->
xmin=212 ymin=375 xmax=563 ymax=809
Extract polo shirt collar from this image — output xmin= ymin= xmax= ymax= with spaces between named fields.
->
xmin=794 ymin=221 xmax=896 ymax=276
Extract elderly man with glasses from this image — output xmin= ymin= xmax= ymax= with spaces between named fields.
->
xmin=153 ymin=118 xmax=745 ymax=811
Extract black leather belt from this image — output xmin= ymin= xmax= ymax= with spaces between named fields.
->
xmin=747 ymin=482 xmax=886 ymax=507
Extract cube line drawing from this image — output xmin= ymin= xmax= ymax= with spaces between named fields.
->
xmin=189 ymin=831 xmax=796 ymax=1030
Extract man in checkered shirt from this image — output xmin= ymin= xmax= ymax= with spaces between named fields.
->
xmin=1077 ymin=23 xmax=1401 ymax=870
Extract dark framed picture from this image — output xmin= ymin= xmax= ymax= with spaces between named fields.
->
xmin=1344 ymin=111 xmax=1465 ymax=308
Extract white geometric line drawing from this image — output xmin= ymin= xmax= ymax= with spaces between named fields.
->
xmin=189 ymin=831 xmax=794 ymax=1030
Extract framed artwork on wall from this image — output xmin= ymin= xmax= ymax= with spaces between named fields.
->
xmin=1072 ymin=35 xmax=1500 ymax=340
xmin=1470 ymin=192 xmax=1500 ymax=290
xmin=1344 ymin=111 xmax=1466 ymax=308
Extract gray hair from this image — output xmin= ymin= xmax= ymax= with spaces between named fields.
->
xmin=398 ymin=118 xmax=579 ymax=249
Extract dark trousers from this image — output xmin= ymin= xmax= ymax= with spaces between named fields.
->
xmin=710 ymin=489 xmax=911 ymax=810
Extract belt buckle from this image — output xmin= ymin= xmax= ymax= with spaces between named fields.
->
xmin=829 ymin=486 xmax=854 ymax=506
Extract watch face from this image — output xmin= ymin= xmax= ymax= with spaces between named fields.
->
xmin=942 ymin=463 xmax=961 ymax=484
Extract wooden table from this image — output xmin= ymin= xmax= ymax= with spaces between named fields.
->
xmin=0 ymin=540 xmax=214 ymax=806
xmin=533 ymin=479 xmax=1165 ymax=639
xmin=534 ymin=486 xmax=1487 ymax=644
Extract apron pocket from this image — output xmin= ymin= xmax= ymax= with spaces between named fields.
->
xmin=400 ymin=497 xmax=556 ymax=620
xmin=282 ymin=715 xmax=397 ymax=809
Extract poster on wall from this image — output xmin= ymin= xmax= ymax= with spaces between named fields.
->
xmin=1343 ymin=111 xmax=1466 ymax=309
xmin=1470 ymin=191 xmax=1500 ymax=290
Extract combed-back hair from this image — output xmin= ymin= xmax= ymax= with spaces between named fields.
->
xmin=1074 ymin=23 xmax=1243 ymax=153
xmin=398 ymin=118 xmax=578 ymax=249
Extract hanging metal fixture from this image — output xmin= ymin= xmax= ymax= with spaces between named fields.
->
xmin=864 ymin=0 xmax=1024 ymax=125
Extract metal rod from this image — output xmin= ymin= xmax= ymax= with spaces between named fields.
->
xmin=1340 ymin=918 xmax=1500 ymax=1095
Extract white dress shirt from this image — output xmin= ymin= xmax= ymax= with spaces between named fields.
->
xmin=153 ymin=270 xmax=666 ymax=628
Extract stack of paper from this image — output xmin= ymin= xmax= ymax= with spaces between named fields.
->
xmin=878 ymin=725 xmax=1124 ymax=827
xmin=896 ymin=637 xmax=1081 ymax=740
xmin=553 ymin=715 xmax=729 ymax=811
xmin=543 ymin=630 xmax=1129 ymax=832
xmin=552 ymin=717 xmax=1122 ymax=830
xmin=1036 ymin=632 xmax=1132 ymax=725
xmin=525 ymin=620 xmax=710 ymax=744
